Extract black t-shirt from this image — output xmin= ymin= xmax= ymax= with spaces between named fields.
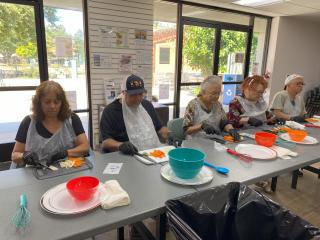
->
xmin=15 ymin=113 xmax=85 ymax=144
xmin=99 ymin=99 xmax=163 ymax=143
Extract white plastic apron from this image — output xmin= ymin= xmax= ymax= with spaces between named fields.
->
xmin=283 ymin=96 xmax=303 ymax=117
xmin=235 ymin=96 xmax=268 ymax=122
xmin=10 ymin=116 xmax=76 ymax=169
xmin=189 ymin=99 xmax=222 ymax=139
xmin=122 ymin=98 xmax=161 ymax=151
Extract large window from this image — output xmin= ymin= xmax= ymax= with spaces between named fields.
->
xmin=0 ymin=0 xmax=90 ymax=144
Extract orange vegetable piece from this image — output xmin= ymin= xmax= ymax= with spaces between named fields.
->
xmin=223 ymin=135 xmax=234 ymax=142
xmin=149 ymin=150 xmax=165 ymax=158
xmin=68 ymin=157 xmax=85 ymax=167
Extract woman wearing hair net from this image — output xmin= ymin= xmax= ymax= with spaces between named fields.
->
xmin=270 ymin=74 xmax=307 ymax=123
xmin=182 ymin=75 xmax=240 ymax=141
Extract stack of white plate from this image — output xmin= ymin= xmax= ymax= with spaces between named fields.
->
xmin=40 ymin=182 xmax=101 ymax=215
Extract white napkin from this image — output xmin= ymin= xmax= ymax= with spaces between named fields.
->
xmin=270 ymin=145 xmax=298 ymax=159
xmin=100 ymin=180 xmax=130 ymax=209
xmin=285 ymin=121 xmax=305 ymax=130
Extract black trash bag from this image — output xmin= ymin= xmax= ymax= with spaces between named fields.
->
xmin=166 ymin=182 xmax=320 ymax=240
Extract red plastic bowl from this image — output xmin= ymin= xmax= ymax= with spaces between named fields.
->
xmin=255 ymin=132 xmax=277 ymax=147
xmin=66 ymin=176 xmax=99 ymax=201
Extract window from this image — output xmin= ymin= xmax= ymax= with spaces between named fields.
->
xmin=159 ymin=47 xmax=170 ymax=64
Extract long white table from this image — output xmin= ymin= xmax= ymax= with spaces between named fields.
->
xmin=0 ymin=126 xmax=319 ymax=240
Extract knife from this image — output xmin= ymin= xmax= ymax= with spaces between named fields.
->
xmin=134 ymin=152 xmax=158 ymax=164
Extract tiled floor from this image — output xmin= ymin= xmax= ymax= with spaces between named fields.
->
xmin=93 ymin=166 xmax=320 ymax=240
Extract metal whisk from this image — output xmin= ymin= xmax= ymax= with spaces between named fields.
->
xmin=12 ymin=194 xmax=31 ymax=229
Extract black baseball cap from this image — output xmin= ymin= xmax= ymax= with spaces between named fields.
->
xmin=124 ymin=74 xmax=145 ymax=95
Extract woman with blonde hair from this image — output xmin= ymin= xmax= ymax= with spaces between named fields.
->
xmin=11 ymin=81 xmax=89 ymax=168
xmin=228 ymin=75 xmax=275 ymax=128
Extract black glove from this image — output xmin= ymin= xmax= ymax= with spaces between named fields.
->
xmin=119 ymin=141 xmax=138 ymax=155
xmin=275 ymin=118 xmax=286 ymax=125
xmin=23 ymin=151 xmax=39 ymax=166
xmin=229 ymin=129 xmax=240 ymax=142
xmin=201 ymin=122 xmax=220 ymax=135
xmin=248 ymin=117 xmax=263 ymax=127
xmin=47 ymin=150 xmax=68 ymax=166
xmin=290 ymin=116 xmax=306 ymax=123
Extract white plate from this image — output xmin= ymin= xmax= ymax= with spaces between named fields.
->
xmin=235 ymin=144 xmax=277 ymax=160
xmin=40 ymin=183 xmax=101 ymax=215
xmin=136 ymin=146 xmax=175 ymax=164
xmin=160 ymin=164 xmax=213 ymax=186
xmin=279 ymin=133 xmax=319 ymax=145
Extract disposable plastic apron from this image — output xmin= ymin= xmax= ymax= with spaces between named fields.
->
xmin=283 ymin=96 xmax=303 ymax=117
xmin=235 ymin=96 xmax=268 ymax=122
xmin=122 ymin=99 xmax=161 ymax=151
xmin=10 ymin=116 xmax=76 ymax=169
xmin=190 ymin=99 xmax=222 ymax=139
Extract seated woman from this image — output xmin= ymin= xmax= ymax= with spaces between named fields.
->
xmin=228 ymin=75 xmax=274 ymax=128
xmin=183 ymin=75 xmax=240 ymax=140
xmin=11 ymin=81 xmax=90 ymax=168
xmin=270 ymin=74 xmax=307 ymax=122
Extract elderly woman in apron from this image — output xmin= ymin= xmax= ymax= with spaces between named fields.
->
xmin=11 ymin=81 xmax=90 ymax=168
xmin=228 ymin=75 xmax=275 ymax=128
xmin=183 ymin=75 xmax=240 ymax=141
xmin=270 ymin=74 xmax=307 ymax=122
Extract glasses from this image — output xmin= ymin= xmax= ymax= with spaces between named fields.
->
xmin=207 ymin=91 xmax=222 ymax=97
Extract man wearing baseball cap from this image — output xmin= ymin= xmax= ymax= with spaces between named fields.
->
xmin=270 ymin=73 xmax=307 ymax=123
xmin=100 ymin=74 xmax=169 ymax=154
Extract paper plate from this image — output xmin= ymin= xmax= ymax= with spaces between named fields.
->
xmin=235 ymin=144 xmax=277 ymax=160
xmin=160 ymin=164 xmax=213 ymax=186
xmin=279 ymin=133 xmax=319 ymax=145
xmin=40 ymin=183 xmax=101 ymax=215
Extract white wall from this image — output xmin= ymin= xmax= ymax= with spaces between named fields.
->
xmin=87 ymin=0 xmax=153 ymax=146
xmin=267 ymin=16 xmax=320 ymax=101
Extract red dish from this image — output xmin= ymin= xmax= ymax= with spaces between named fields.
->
xmin=66 ymin=176 xmax=99 ymax=201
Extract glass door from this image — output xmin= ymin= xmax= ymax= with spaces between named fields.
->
xmin=219 ymin=29 xmax=248 ymax=109
xmin=179 ymin=23 xmax=216 ymax=116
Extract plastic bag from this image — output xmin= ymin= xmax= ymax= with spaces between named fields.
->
xmin=166 ymin=182 xmax=320 ymax=240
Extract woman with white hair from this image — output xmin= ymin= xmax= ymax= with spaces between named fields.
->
xmin=270 ymin=74 xmax=307 ymax=122
xmin=183 ymin=75 xmax=240 ymax=140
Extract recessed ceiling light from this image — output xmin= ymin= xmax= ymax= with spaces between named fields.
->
xmin=233 ymin=0 xmax=289 ymax=7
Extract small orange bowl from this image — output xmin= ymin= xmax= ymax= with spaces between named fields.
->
xmin=288 ymin=130 xmax=307 ymax=142
xmin=255 ymin=132 xmax=277 ymax=147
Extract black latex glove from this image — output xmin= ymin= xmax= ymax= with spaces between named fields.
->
xmin=275 ymin=118 xmax=286 ymax=125
xmin=47 ymin=150 xmax=68 ymax=166
xmin=23 ymin=151 xmax=39 ymax=166
xmin=290 ymin=116 xmax=306 ymax=123
xmin=229 ymin=129 xmax=240 ymax=142
xmin=248 ymin=117 xmax=263 ymax=127
xmin=119 ymin=141 xmax=138 ymax=155
xmin=201 ymin=122 xmax=220 ymax=135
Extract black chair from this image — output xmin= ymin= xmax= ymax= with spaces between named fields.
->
xmin=0 ymin=142 xmax=14 ymax=171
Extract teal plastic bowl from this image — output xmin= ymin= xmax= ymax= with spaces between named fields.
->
xmin=168 ymin=148 xmax=205 ymax=179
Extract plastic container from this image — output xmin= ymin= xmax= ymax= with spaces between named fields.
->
xmin=288 ymin=129 xmax=307 ymax=142
xmin=255 ymin=132 xmax=277 ymax=147
xmin=66 ymin=176 xmax=99 ymax=201
xmin=168 ymin=148 xmax=205 ymax=179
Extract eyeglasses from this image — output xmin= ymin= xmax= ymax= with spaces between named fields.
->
xmin=207 ymin=91 xmax=222 ymax=97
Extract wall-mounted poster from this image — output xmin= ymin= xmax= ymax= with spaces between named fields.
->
xmin=119 ymin=55 xmax=132 ymax=73
xmin=104 ymin=78 xmax=120 ymax=105
xmin=135 ymin=29 xmax=147 ymax=48
xmin=99 ymin=27 xmax=113 ymax=48
xmin=93 ymin=54 xmax=112 ymax=68
xmin=115 ymin=28 xmax=129 ymax=48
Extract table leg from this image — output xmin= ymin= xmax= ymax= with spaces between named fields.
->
xmin=156 ymin=213 xmax=166 ymax=240
xmin=117 ymin=227 xmax=124 ymax=240
xmin=271 ymin=176 xmax=278 ymax=192
xmin=291 ymin=170 xmax=299 ymax=189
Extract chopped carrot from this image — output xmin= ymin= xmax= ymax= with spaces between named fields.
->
xmin=149 ymin=150 xmax=165 ymax=158
xmin=223 ymin=135 xmax=234 ymax=142
xmin=68 ymin=157 xmax=85 ymax=167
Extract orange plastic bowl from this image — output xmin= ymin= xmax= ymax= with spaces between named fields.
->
xmin=66 ymin=176 xmax=99 ymax=201
xmin=288 ymin=130 xmax=307 ymax=142
xmin=255 ymin=132 xmax=277 ymax=147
